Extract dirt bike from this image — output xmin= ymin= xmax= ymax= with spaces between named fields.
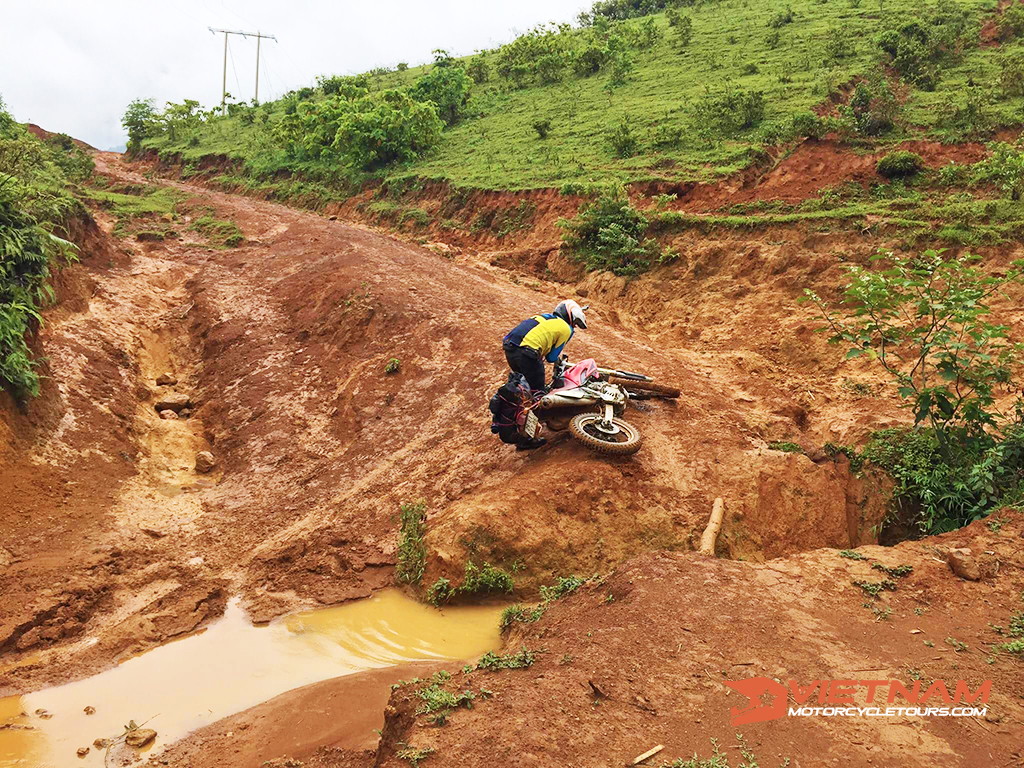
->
xmin=517 ymin=358 xmax=680 ymax=456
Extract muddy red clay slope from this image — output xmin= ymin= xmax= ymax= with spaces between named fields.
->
xmin=1 ymin=152 xmax=902 ymax=693
xmin=164 ymin=514 xmax=1024 ymax=768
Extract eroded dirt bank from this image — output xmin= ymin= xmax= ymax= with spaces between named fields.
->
xmin=1 ymin=151 xmax=909 ymax=697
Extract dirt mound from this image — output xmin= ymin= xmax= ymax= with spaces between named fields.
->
xmin=375 ymin=513 xmax=1024 ymax=768
xmin=23 ymin=123 xmax=95 ymax=150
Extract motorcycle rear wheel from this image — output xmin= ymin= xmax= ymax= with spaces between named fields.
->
xmin=568 ymin=413 xmax=643 ymax=455
xmin=606 ymin=376 xmax=681 ymax=398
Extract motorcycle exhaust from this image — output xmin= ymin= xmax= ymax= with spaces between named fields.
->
xmin=539 ymin=392 xmax=598 ymax=409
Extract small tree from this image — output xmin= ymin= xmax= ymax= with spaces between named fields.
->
xmin=121 ymin=98 xmax=159 ymax=153
xmin=804 ymin=250 xmax=1024 ymax=453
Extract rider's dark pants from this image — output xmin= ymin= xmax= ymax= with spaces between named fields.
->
xmin=503 ymin=343 xmax=546 ymax=392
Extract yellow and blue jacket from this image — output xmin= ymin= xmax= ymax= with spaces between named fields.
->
xmin=503 ymin=314 xmax=574 ymax=363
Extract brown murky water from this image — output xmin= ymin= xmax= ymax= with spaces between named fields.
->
xmin=0 ymin=589 xmax=503 ymax=767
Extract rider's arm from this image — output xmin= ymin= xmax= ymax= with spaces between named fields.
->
xmin=545 ymin=324 xmax=573 ymax=363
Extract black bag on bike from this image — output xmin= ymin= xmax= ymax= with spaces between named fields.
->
xmin=489 ymin=372 xmax=531 ymax=444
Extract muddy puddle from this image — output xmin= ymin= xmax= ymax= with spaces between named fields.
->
xmin=0 ymin=589 xmax=503 ymax=767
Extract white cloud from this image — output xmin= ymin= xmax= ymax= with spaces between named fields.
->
xmin=0 ymin=0 xmax=591 ymax=151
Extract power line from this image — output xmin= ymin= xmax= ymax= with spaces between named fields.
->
xmin=208 ymin=27 xmax=278 ymax=111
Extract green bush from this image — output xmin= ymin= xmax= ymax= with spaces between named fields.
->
xmin=608 ymin=117 xmax=639 ymax=157
xmin=876 ymin=3 xmax=975 ymax=90
xmin=410 ymin=65 xmax=472 ymax=126
xmin=121 ymin=98 xmax=160 ymax=153
xmin=839 ymin=75 xmax=899 ymax=137
xmin=277 ymin=89 xmax=444 ymax=169
xmin=691 ymin=86 xmax=766 ymax=135
xmin=0 ymin=103 xmax=79 ymax=397
xmin=559 ymin=189 xmax=657 ymax=275
xmin=998 ymin=3 xmax=1024 ymax=41
xmin=805 ymin=249 xmax=1024 ymax=533
xmin=532 ymin=119 xmax=553 ymax=139
xmin=976 ymin=142 xmax=1024 ymax=200
xmin=790 ymin=111 xmax=826 ymax=139
xmin=876 ymin=151 xmax=924 ymax=179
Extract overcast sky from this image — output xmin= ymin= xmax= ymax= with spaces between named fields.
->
xmin=0 ymin=0 xmax=592 ymax=151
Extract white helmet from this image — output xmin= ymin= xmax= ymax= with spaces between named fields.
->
xmin=554 ymin=300 xmax=588 ymax=329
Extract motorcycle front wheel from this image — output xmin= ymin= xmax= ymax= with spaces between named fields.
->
xmin=568 ymin=413 xmax=643 ymax=455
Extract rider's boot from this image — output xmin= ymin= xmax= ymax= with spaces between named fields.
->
xmin=516 ymin=436 xmax=547 ymax=451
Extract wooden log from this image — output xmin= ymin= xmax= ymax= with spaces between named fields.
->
xmin=630 ymin=744 xmax=665 ymax=765
xmin=699 ymin=497 xmax=725 ymax=556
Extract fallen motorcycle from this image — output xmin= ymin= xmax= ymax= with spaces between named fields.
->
xmin=517 ymin=358 xmax=679 ymax=456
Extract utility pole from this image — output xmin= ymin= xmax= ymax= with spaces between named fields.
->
xmin=208 ymin=27 xmax=278 ymax=112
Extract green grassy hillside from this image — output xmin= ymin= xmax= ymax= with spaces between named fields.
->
xmin=136 ymin=0 xmax=1018 ymax=195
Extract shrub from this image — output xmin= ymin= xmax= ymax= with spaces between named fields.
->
xmin=876 ymin=3 xmax=975 ymax=89
xmin=839 ymin=74 xmax=900 ymax=137
xmin=396 ymin=501 xmax=427 ymax=584
xmin=467 ymin=54 xmax=490 ymax=84
xmin=559 ymin=189 xmax=657 ymax=275
xmin=673 ymin=15 xmax=694 ymax=48
xmin=823 ymin=25 xmax=855 ymax=62
xmin=532 ymin=119 xmax=553 ymax=139
xmin=937 ymin=88 xmax=994 ymax=140
xmin=805 ymin=249 xmax=1024 ymax=441
xmin=410 ymin=65 xmax=472 ymax=126
xmin=691 ymin=85 xmax=765 ymax=135
xmin=805 ymin=249 xmax=1024 ymax=533
xmin=791 ymin=111 xmax=826 ymax=139
xmin=278 ymin=89 xmax=444 ymax=169
xmin=876 ymin=150 xmax=924 ymax=179
xmin=768 ymin=6 xmax=794 ymax=28
xmin=998 ymin=51 xmax=1024 ymax=97
xmin=0 ymin=183 xmax=76 ymax=396
xmin=121 ymin=98 xmax=160 ymax=153
xmin=998 ymin=3 xmax=1024 ymax=41
xmin=426 ymin=577 xmax=454 ymax=606
xmin=608 ymin=118 xmax=639 ymax=158
xmin=976 ymin=141 xmax=1024 ymax=199
xmin=385 ymin=357 xmax=402 ymax=374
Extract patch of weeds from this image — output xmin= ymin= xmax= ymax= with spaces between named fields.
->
xmin=987 ymin=517 xmax=1006 ymax=533
xmin=768 ymin=441 xmax=802 ymax=453
xmin=871 ymin=563 xmax=913 ymax=578
xmin=853 ymin=579 xmax=897 ymax=597
xmin=426 ymin=577 xmax=455 ymax=606
xmin=868 ymin=603 xmax=893 ymax=621
xmin=415 ymin=671 xmax=476 ymax=725
xmin=191 ymin=215 xmax=244 ymax=247
xmin=475 ymin=648 xmax=537 ymax=671
xmin=396 ymin=501 xmax=427 ymax=585
xmin=500 ymin=604 xmax=545 ymax=629
xmin=838 ymin=549 xmax=867 ymax=560
xmin=945 ymin=637 xmax=969 ymax=653
xmin=1009 ymin=612 xmax=1024 ymax=638
xmin=996 ymin=639 xmax=1024 ymax=655
xmin=502 ymin=574 xmax=597 ymax=631
xmin=841 ymin=378 xmax=874 ymax=396
xmin=539 ymin=574 xmax=589 ymax=601
xmin=461 ymin=560 xmax=514 ymax=595
xmin=385 ymin=357 xmax=401 ymax=375
xmin=396 ymin=744 xmax=434 ymax=767
xmin=400 ymin=207 xmax=431 ymax=228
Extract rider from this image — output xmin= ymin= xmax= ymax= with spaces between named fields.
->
xmin=502 ymin=300 xmax=588 ymax=393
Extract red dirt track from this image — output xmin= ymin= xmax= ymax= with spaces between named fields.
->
xmin=2 ymin=150 xmax=1023 ymax=767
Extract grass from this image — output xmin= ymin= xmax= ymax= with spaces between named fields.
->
xmin=82 ymin=184 xmax=185 ymax=238
xmin=500 ymin=573 xmax=597 ymax=630
xmin=140 ymin=0 xmax=1004 ymax=194
xmin=190 ymin=215 xmax=243 ymax=247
